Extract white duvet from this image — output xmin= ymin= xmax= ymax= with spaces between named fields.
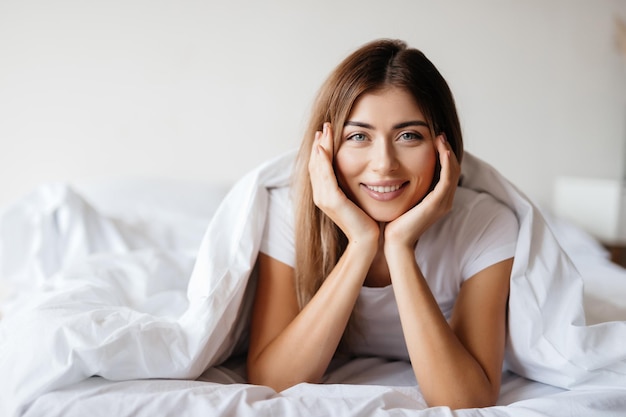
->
xmin=0 ymin=151 xmax=625 ymax=417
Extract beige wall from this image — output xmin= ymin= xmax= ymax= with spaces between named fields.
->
xmin=0 ymin=0 xmax=624 ymax=209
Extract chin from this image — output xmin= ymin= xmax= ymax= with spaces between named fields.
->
xmin=367 ymin=210 xmax=404 ymax=223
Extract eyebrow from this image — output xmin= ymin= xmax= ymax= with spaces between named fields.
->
xmin=344 ymin=120 xmax=429 ymax=129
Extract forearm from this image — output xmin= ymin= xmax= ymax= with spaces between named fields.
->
xmin=248 ymin=242 xmax=375 ymax=391
xmin=386 ymin=246 xmax=498 ymax=408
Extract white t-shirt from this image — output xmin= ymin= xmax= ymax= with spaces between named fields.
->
xmin=259 ymin=185 xmax=518 ymax=361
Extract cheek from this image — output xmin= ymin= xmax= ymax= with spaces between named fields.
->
xmin=424 ymin=152 xmax=437 ymax=182
xmin=403 ymin=153 xmax=437 ymax=209
xmin=334 ymin=149 xmax=362 ymax=188
xmin=405 ymin=148 xmax=437 ymax=182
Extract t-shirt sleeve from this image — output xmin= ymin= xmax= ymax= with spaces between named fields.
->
xmin=259 ymin=186 xmax=296 ymax=268
xmin=461 ymin=195 xmax=519 ymax=280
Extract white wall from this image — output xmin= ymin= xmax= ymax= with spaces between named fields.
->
xmin=0 ymin=0 xmax=625 ymax=209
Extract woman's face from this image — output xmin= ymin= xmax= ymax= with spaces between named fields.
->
xmin=335 ymin=87 xmax=437 ymax=222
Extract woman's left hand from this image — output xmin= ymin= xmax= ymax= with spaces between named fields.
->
xmin=383 ymin=134 xmax=461 ymax=250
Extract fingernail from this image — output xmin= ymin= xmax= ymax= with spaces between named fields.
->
xmin=440 ymin=133 xmax=447 ymax=143
xmin=323 ymin=123 xmax=328 ymax=135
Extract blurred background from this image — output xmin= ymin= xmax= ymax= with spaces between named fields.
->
xmin=0 ymin=0 xmax=625 ymax=216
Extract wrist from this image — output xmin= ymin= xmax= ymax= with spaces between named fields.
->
xmin=350 ymin=233 xmax=379 ymax=259
xmin=384 ymin=220 xmax=422 ymax=250
xmin=383 ymin=240 xmax=416 ymax=262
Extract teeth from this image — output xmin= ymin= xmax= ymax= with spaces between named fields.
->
xmin=366 ymin=184 xmax=402 ymax=193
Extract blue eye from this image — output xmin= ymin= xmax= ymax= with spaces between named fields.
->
xmin=399 ymin=132 xmax=422 ymax=141
xmin=348 ymin=133 xmax=367 ymax=142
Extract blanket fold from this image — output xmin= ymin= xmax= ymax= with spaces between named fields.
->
xmin=0 ymin=151 xmax=625 ymax=416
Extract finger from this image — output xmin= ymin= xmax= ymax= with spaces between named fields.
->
xmin=315 ymin=128 xmax=324 ymax=146
xmin=309 ymin=131 xmax=322 ymax=169
xmin=320 ymin=123 xmax=334 ymax=162
xmin=434 ymin=135 xmax=459 ymax=207
xmin=310 ymin=130 xmax=336 ymax=184
xmin=436 ymin=134 xmax=450 ymax=164
xmin=436 ymin=135 xmax=459 ymax=181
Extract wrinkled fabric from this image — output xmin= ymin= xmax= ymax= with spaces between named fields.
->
xmin=0 ymin=151 xmax=625 ymax=417
xmin=461 ymin=155 xmax=626 ymax=388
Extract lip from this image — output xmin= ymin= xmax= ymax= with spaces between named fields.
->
xmin=360 ymin=181 xmax=408 ymax=201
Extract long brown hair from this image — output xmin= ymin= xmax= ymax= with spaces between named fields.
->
xmin=292 ymin=39 xmax=464 ymax=309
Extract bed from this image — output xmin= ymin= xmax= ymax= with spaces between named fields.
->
xmin=1 ymin=151 xmax=625 ymax=417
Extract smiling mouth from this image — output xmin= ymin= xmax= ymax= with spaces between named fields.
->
xmin=364 ymin=183 xmax=406 ymax=193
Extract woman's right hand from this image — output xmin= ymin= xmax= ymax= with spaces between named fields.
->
xmin=308 ymin=123 xmax=379 ymax=247
xmin=248 ymin=123 xmax=380 ymax=392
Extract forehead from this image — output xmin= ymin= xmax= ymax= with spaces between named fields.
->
xmin=347 ymin=87 xmax=425 ymax=122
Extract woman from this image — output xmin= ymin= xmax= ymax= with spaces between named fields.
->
xmin=246 ymin=39 xmax=518 ymax=409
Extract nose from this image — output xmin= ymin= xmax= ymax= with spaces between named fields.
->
xmin=371 ymin=139 xmax=399 ymax=174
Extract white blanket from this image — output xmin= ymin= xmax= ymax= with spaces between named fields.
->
xmin=0 ymin=151 xmax=625 ymax=416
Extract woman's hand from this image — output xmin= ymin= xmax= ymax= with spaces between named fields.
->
xmin=308 ymin=123 xmax=379 ymax=247
xmin=384 ymin=134 xmax=461 ymax=251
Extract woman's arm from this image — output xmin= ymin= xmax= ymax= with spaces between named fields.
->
xmin=247 ymin=244 xmax=375 ymax=391
xmin=384 ymin=136 xmax=512 ymax=408
xmin=247 ymin=123 xmax=379 ymax=391
xmin=386 ymin=248 xmax=512 ymax=408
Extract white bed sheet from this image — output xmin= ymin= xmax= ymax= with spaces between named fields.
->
xmin=22 ymin=360 xmax=571 ymax=417
xmin=21 ymin=357 xmax=626 ymax=417
xmin=1 ymin=153 xmax=626 ymax=417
